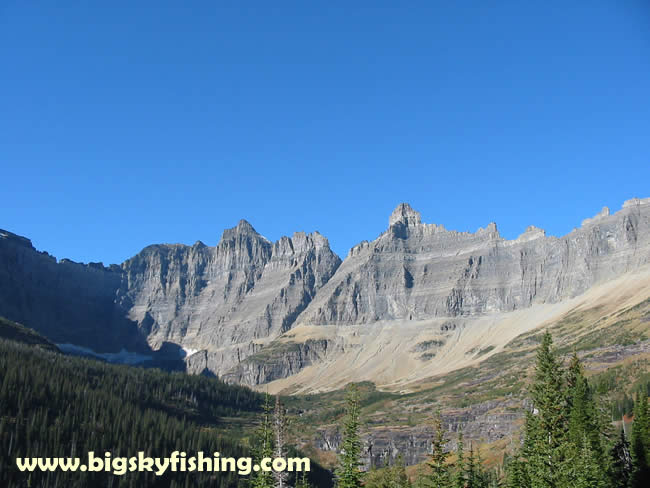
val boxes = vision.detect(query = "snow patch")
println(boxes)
[179,346,200,358]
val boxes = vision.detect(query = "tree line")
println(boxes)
[331,331,650,488]
[504,332,649,488]
[0,337,263,488]
[0,334,332,488]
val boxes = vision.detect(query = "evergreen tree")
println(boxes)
[391,455,411,488]
[335,385,364,488]
[453,431,466,488]
[472,447,490,488]
[565,351,581,400]
[252,393,275,488]
[566,355,602,461]
[364,457,410,488]
[570,435,607,488]
[423,410,450,488]
[503,333,638,488]
[273,396,289,488]
[505,454,529,488]
[609,428,632,488]
[629,390,650,488]
[295,469,311,488]
[521,331,568,488]
[465,444,477,488]
[0,337,265,488]
[563,350,611,487]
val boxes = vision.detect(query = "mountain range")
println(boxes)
[1,197,649,393]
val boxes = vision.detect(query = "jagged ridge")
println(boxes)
[0,198,648,383]
[296,198,650,325]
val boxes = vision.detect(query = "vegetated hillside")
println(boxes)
[0,315,59,351]
[0,325,330,488]
[282,289,650,471]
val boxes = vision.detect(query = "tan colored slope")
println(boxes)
[262,265,650,394]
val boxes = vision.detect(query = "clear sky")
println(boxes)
[2,1,649,264]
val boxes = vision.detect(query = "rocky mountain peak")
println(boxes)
[623,197,650,208]
[309,231,330,248]
[515,225,546,243]
[218,219,265,244]
[0,229,34,249]
[582,207,610,227]
[235,219,257,234]
[389,203,422,227]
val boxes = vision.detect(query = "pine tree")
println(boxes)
[365,457,411,488]
[505,454,529,488]
[465,444,477,488]
[521,331,568,488]
[472,447,489,488]
[295,469,311,488]
[336,384,364,488]
[453,431,466,488]
[423,410,450,488]
[273,396,289,488]
[392,455,411,488]
[252,393,275,488]
[570,435,607,488]
[630,390,650,488]
[609,428,632,488]
[566,352,605,472]
[565,351,581,399]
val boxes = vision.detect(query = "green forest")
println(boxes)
[2,316,650,488]
[332,332,650,488]
[0,335,262,487]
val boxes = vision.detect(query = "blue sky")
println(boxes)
[2,1,649,264]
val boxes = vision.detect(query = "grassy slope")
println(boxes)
[284,293,650,469]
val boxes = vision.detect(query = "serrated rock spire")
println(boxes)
[389,203,422,227]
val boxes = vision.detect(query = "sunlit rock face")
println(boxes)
[1,198,649,382]
[295,199,650,325]
[118,221,342,373]
[0,221,342,373]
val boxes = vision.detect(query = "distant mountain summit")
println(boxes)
[119,220,341,374]
[1,197,649,388]
[296,197,650,325]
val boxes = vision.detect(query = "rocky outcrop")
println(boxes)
[0,229,141,352]
[118,221,341,374]
[0,223,341,374]
[313,399,523,468]
[296,199,650,325]
[217,338,339,385]
[1,198,649,383]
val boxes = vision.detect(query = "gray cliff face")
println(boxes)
[1,198,649,382]
[0,229,141,352]
[313,399,522,468]
[296,199,650,325]
[217,338,341,385]
[0,222,341,370]
[117,220,342,373]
